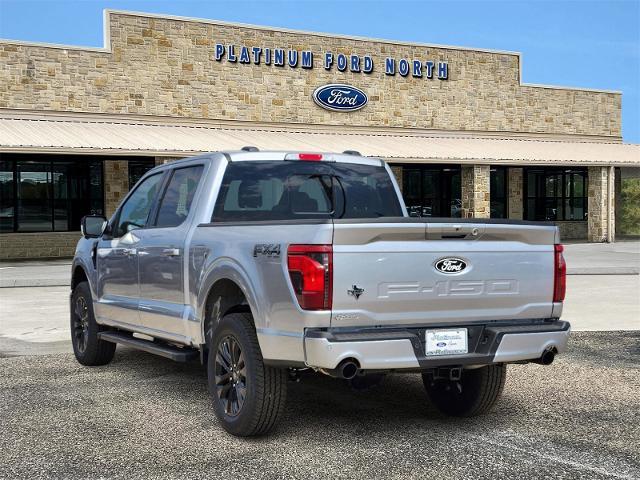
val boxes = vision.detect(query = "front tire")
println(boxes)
[70,281,116,366]
[207,312,287,436]
[422,364,506,417]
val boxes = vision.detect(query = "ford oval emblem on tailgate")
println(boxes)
[312,84,368,112]
[435,258,467,274]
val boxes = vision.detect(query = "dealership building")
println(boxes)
[0,10,639,259]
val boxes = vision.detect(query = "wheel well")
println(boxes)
[71,266,88,290]
[203,279,250,346]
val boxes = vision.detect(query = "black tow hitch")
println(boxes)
[425,367,464,393]
[427,366,462,382]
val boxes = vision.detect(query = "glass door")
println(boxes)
[17,162,52,232]
[400,165,460,218]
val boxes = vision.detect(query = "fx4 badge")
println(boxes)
[253,243,281,258]
[347,285,365,300]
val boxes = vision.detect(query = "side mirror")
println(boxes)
[81,215,107,238]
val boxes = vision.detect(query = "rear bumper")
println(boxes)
[304,320,570,370]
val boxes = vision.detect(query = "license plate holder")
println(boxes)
[425,328,468,356]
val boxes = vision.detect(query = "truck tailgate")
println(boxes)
[331,219,559,327]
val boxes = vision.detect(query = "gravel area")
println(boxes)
[1,332,638,479]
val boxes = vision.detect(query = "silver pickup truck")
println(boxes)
[72,150,570,436]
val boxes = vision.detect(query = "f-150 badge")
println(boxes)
[347,285,365,300]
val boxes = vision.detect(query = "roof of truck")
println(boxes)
[154,150,385,169]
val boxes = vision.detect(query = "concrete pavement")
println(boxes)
[0,259,71,288]
[0,332,638,479]
[563,241,640,275]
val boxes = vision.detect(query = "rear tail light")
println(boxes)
[553,244,566,302]
[287,244,332,310]
[297,153,323,161]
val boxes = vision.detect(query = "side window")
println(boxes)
[155,165,204,228]
[114,173,163,237]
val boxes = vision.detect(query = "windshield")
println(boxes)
[212,161,403,222]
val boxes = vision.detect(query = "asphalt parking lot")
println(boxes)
[1,332,638,479]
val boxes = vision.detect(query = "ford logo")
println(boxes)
[436,342,447,348]
[435,258,468,274]
[312,84,368,112]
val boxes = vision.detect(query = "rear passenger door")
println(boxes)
[136,165,204,339]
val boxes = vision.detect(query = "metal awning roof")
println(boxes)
[1,114,638,167]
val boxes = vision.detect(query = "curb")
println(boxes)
[567,267,640,275]
[0,280,70,288]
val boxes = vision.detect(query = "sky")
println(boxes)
[0,0,638,142]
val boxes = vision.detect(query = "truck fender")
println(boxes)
[196,257,263,346]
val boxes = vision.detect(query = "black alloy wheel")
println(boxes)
[72,295,90,354]
[207,312,287,436]
[70,281,116,366]
[214,335,247,417]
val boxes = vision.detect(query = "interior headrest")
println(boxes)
[238,180,261,209]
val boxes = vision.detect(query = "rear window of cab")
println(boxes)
[212,161,403,222]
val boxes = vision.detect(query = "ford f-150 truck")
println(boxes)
[71,149,570,436]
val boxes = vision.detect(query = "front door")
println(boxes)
[136,165,204,338]
[94,172,165,328]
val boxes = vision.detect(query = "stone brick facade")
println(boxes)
[0,11,621,138]
[588,166,615,242]
[461,165,490,218]
[0,11,625,259]
[390,166,403,193]
[507,167,523,220]
[556,221,588,241]
[0,232,80,259]
[104,159,129,217]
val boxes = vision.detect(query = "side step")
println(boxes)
[98,331,199,362]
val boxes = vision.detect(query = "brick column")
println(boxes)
[461,165,490,218]
[507,167,523,220]
[104,160,129,217]
[389,165,403,193]
[588,166,615,242]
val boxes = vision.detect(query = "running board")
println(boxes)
[98,331,199,362]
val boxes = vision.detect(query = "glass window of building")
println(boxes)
[0,160,15,232]
[490,166,508,218]
[524,168,588,221]
[128,159,157,190]
[0,155,104,232]
[398,165,461,217]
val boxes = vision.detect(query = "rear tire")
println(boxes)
[208,312,287,436]
[70,281,116,366]
[422,364,506,417]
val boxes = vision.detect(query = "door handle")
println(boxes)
[123,248,137,256]
[162,248,181,257]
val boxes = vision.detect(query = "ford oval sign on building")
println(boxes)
[312,84,368,112]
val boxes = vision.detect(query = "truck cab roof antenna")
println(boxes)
[241,146,259,152]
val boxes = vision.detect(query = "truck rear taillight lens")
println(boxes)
[553,244,566,302]
[287,244,332,310]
